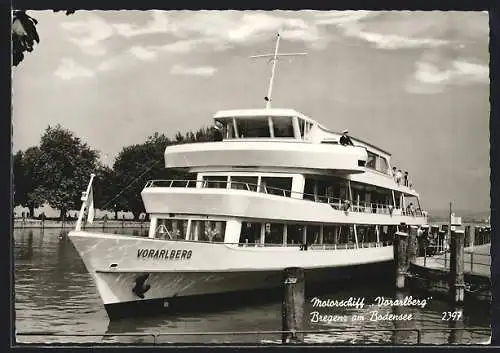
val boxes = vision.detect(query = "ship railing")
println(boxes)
[421,244,490,273]
[226,241,392,249]
[145,179,426,217]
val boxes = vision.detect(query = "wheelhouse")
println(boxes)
[214,109,315,141]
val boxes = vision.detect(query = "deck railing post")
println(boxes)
[449,229,465,304]
[282,267,305,344]
[424,245,427,267]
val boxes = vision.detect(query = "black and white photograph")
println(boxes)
[12,9,493,345]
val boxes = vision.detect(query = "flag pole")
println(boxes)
[75,173,96,232]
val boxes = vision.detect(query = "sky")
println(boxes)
[12,10,490,215]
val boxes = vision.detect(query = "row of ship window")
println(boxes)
[154,219,397,245]
[216,116,390,175]
[201,175,418,211]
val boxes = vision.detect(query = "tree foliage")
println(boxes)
[12,10,75,67]
[12,11,39,67]
[110,128,218,220]
[29,125,100,219]
[13,146,43,217]
[12,124,220,219]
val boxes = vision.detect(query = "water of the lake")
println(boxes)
[14,228,491,345]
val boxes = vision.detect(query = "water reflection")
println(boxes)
[14,228,490,345]
[447,306,464,345]
[16,230,34,261]
[391,291,417,344]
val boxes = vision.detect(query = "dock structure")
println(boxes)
[405,224,491,303]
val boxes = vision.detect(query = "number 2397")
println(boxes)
[442,311,462,321]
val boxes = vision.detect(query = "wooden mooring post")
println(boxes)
[475,227,481,246]
[449,229,465,304]
[282,267,304,343]
[464,225,471,248]
[408,226,418,265]
[394,231,409,289]
[447,305,464,345]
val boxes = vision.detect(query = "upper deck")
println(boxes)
[213,108,390,158]
[164,108,393,177]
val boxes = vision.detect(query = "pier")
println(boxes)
[397,224,491,303]
[13,218,148,230]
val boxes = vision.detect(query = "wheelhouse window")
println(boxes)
[214,119,236,140]
[203,176,227,188]
[286,224,304,245]
[366,151,377,169]
[239,222,261,244]
[155,219,188,240]
[272,116,295,138]
[260,177,292,197]
[303,177,349,203]
[231,176,258,191]
[265,223,284,244]
[298,118,305,138]
[377,156,389,174]
[307,225,321,245]
[235,118,270,138]
[189,220,226,242]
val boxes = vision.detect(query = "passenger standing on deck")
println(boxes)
[395,169,403,186]
[404,171,409,186]
[339,129,354,146]
[392,167,397,181]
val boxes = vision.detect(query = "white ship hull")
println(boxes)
[69,231,394,319]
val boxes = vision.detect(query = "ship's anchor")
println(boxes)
[132,273,151,299]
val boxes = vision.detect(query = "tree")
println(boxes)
[31,125,100,219]
[13,150,25,207]
[13,147,43,217]
[12,10,75,67]
[112,133,175,220]
[110,127,218,220]
[12,11,39,67]
[93,163,125,219]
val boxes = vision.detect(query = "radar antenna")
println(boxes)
[250,32,307,109]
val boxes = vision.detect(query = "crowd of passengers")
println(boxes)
[391,167,413,188]
[339,129,414,190]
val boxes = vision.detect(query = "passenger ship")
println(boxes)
[69,34,427,319]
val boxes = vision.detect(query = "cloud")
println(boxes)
[452,60,489,82]
[313,11,454,51]
[61,15,114,56]
[110,11,330,52]
[159,39,204,53]
[170,64,217,77]
[349,29,448,50]
[313,10,374,25]
[406,58,489,94]
[54,58,94,80]
[112,10,169,37]
[128,46,158,61]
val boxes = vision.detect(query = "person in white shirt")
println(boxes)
[395,169,403,186]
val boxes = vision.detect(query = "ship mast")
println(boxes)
[250,32,306,109]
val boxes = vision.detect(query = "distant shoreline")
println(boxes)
[13,219,149,229]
